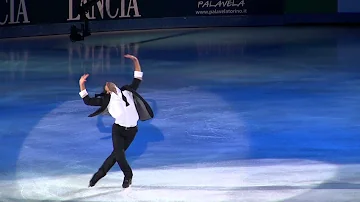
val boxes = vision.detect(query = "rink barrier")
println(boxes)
[1,0,360,39]
[1,14,360,39]
[0,0,282,26]
[0,0,282,38]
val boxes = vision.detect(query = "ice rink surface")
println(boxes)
[1,27,360,201]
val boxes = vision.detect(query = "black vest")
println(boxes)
[88,85,154,121]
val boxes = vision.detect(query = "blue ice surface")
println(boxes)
[1,27,360,182]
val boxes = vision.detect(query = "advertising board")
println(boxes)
[0,0,283,27]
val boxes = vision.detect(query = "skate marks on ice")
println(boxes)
[1,87,335,201]
[6,159,337,202]
[16,87,250,175]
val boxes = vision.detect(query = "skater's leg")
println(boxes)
[90,124,135,188]
[112,124,137,188]
[124,127,137,151]
[98,151,117,174]
[89,151,116,187]
[112,124,130,177]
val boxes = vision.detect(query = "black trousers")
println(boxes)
[97,123,138,179]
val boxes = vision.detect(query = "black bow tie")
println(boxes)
[120,91,130,106]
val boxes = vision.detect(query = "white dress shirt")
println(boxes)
[79,71,143,127]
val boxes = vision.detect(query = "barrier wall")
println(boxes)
[1,0,360,39]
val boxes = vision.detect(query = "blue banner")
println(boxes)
[338,0,360,13]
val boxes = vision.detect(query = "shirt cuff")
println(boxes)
[134,71,143,78]
[79,89,88,98]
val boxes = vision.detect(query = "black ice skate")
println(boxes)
[122,177,132,188]
[88,171,105,187]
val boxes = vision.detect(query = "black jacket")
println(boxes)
[82,78,154,121]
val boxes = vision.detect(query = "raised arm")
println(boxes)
[124,54,143,91]
[79,74,103,106]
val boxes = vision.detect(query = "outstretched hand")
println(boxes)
[124,54,138,60]
[124,54,142,73]
[79,74,89,85]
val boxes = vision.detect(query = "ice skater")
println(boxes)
[78,54,153,188]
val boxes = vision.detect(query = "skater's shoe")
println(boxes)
[122,177,132,188]
[89,171,105,187]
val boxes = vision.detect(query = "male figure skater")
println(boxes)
[78,54,152,188]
